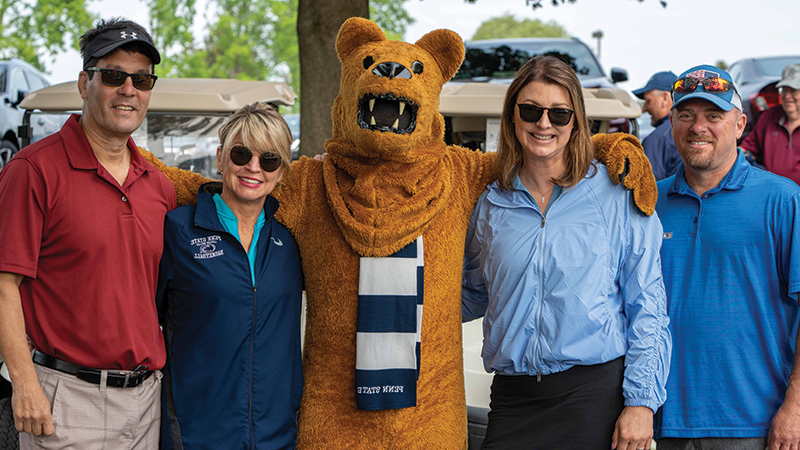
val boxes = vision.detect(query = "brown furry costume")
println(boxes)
[144,17,657,450]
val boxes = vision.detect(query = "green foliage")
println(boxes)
[715,60,728,71]
[370,0,414,41]
[0,0,96,72]
[471,12,569,40]
[148,0,413,114]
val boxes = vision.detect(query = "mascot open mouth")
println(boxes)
[357,94,417,135]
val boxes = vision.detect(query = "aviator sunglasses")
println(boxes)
[516,103,575,127]
[228,145,283,173]
[85,68,158,91]
[672,76,738,95]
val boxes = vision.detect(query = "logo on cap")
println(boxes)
[685,69,719,80]
[120,31,138,40]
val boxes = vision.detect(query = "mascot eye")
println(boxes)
[411,61,423,75]
[363,56,374,70]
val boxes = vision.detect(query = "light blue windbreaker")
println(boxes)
[462,164,672,412]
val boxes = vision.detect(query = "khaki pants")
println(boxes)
[19,364,162,450]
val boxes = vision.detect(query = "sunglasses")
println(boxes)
[672,76,737,95]
[229,145,283,172]
[516,103,574,127]
[85,68,158,91]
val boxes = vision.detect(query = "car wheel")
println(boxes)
[0,140,18,171]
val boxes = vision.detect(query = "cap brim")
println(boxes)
[777,80,800,90]
[91,40,161,65]
[672,92,736,111]
[632,87,648,99]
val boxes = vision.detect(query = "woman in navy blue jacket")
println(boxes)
[157,102,303,449]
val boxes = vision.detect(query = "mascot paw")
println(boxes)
[592,133,657,216]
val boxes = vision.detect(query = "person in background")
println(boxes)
[633,71,681,180]
[0,18,174,449]
[157,102,303,450]
[462,55,671,450]
[740,63,800,185]
[654,64,800,450]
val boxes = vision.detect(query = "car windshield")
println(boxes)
[754,57,800,78]
[454,40,603,80]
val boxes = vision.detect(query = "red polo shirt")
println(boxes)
[0,114,176,370]
[741,105,800,185]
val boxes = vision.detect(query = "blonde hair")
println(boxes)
[218,102,293,176]
[495,55,595,191]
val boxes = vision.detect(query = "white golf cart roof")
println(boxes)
[20,78,296,113]
[439,82,641,119]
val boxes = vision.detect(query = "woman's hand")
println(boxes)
[611,406,653,450]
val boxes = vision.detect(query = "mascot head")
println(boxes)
[330,18,464,160]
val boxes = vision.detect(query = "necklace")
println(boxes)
[520,172,556,204]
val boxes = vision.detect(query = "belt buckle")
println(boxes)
[122,373,131,388]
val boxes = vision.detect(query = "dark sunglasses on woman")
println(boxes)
[228,145,283,172]
[516,103,575,127]
[85,68,158,91]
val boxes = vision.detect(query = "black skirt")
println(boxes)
[481,357,625,450]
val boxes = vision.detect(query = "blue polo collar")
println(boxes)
[667,148,750,197]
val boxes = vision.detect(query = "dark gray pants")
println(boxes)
[657,437,767,450]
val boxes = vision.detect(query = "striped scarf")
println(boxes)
[355,237,424,410]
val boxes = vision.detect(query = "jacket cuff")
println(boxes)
[624,398,657,413]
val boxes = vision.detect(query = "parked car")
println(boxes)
[18,78,296,178]
[0,58,54,170]
[728,55,800,139]
[283,112,301,159]
[438,81,642,449]
[450,37,636,138]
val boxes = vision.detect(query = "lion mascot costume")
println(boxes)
[145,17,656,449]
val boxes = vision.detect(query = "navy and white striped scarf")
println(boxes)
[355,236,424,410]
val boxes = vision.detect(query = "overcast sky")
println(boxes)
[49,0,800,93]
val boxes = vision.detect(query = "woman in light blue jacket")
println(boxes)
[462,56,671,450]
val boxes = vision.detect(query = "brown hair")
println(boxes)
[217,102,293,177]
[495,55,594,190]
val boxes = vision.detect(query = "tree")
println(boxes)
[471,13,569,41]
[0,0,95,72]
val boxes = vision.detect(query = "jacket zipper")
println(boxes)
[533,210,547,383]
[249,282,257,449]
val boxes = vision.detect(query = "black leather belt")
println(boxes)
[32,350,153,388]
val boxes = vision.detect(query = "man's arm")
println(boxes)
[767,329,800,449]
[0,272,53,436]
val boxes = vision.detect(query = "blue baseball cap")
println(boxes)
[671,64,742,112]
[632,71,677,99]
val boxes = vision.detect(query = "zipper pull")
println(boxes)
[541,216,546,228]
[537,372,542,383]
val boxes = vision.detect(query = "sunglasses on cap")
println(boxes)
[228,145,283,172]
[516,103,574,127]
[672,76,737,95]
[85,68,158,91]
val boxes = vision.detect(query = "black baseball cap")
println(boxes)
[83,28,161,68]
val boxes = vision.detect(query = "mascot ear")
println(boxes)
[415,29,465,81]
[336,17,386,61]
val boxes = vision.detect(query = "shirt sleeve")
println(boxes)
[642,134,668,181]
[0,158,46,278]
[781,192,800,301]
[462,192,490,322]
[618,198,673,412]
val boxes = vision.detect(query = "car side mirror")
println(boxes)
[610,68,628,84]
[11,90,28,108]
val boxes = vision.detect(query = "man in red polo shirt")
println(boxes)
[0,18,175,449]
[741,63,800,185]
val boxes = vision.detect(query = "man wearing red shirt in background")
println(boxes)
[0,18,175,449]
[741,64,800,185]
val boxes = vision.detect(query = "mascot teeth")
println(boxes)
[357,93,417,134]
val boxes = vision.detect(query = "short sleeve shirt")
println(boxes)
[0,114,177,370]
[654,150,800,438]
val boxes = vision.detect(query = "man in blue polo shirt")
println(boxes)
[633,71,681,180]
[654,64,800,450]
